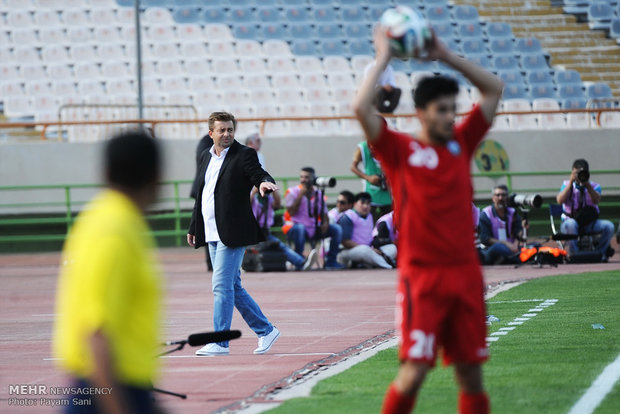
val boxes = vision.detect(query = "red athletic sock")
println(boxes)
[458,391,489,414]
[381,383,416,414]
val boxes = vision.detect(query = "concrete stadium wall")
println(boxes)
[0,128,618,213]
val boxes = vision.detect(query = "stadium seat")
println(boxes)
[290,24,315,40]
[189,75,215,90]
[203,24,233,40]
[143,7,175,25]
[273,73,301,89]
[180,42,207,59]
[47,63,73,81]
[4,96,32,118]
[6,10,34,28]
[515,37,543,54]
[485,22,513,39]
[458,23,483,39]
[489,39,515,55]
[61,9,89,27]
[599,111,620,128]
[284,6,310,22]
[527,70,554,85]
[229,7,255,23]
[609,19,620,42]
[208,40,236,56]
[242,74,270,89]
[215,74,243,90]
[316,24,343,39]
[344,23,371,39]
[296,56,324,72]
[349,39,374,56]
[69,44,97,62]
[26,80,52,97]
[157,60,184,77]
[313,6,339,22]
[468,54,494,70]
[236,39,263,56]
[498,70,526,86]
[493,55,520,71]
[341,6,367,22]
[533,98,565,129]
[351,55,373,73]
[502,84,530,101]
[202,8,230,23]
[452,5,479,23]
[51,80,77,98]
[504,98,537,129]
[74,62,101,79]
[239,56,267,73]
[587,2,614,30]
[13,46,39,64]
[461,38,487,55]
[320,40,349,56]
[107,79,134,95]
[426,6,451,23]
[211,57,239,74]
[291,39,317,56]
[33,9,62,27]
[77,80,106,97]
[172,7,201,24]
[256,6,281,23]
[327,72,356,88]
[268,56,297,73]
[152,43,180,59]
[249,89,277,105]
[304,88,331,103]
[102,61,131,79]
[10,29,38,46]
[368,5,387,21]
[67,27,93,44]
[323,56,351,73]
[558,84,586,100]
[262,39,291,56]
[587,83,613,99]
[98,44,126,61]
[530,84,557,100]
[563,98,590,129]
[301,73,328,88]
[310,102,339,135]
[432,22,456,40]
[520,54,549,71]
[38,27,67,45]
[260,24,290,41]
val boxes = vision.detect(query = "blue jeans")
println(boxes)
[560,218,615,259]
[482,243,521,265]
[266,234,305,268]
[286,223,342,265]
[208,241,273,347]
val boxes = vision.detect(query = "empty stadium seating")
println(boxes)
[0,0,618,138]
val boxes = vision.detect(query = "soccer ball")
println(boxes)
[380,6,432,59]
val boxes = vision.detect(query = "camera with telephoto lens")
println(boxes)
[314,176,337,188]
[577,168,590,183]
[508,193,543,209]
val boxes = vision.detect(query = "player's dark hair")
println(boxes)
[355,192,372,203]
[572,158,589,171]
[105,130,161,190]
[208,111,237,132]
[301,167,315,177]
[414,76,460,109]
[340,190,355,205]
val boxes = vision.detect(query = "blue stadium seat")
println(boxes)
[502,84,530,101]
[489,38,515,55]
[172,7,201,24]
[527,70,554,85]
[493,55,519,71]
[320,40,349,56]
[173,0,206,6]
[340,0,368,6]
[461,38,487,55]
[143,0,168,7]
[425,0,449,7]
[368,5,387,21]
[516,37,543,54]
[520,54,549,71]
[588,3,614,30]
[498,70,526,86]
[316,23,342,39]
[309,0,333,5]
[469,53,494,70]
[281,0,307,5]
[587,83,613,99]
[291,39,317,55]
[530,84,557,100]
[561,98,587,110]
[426,6,451,24]
[458,22,483,39]
[610,19,620,41]
[341,6,367,22]
[260,23,290,40]
[313,6,339,22]
[444,38,461,54]
[229,7,255,23]
[558,84,586,100]
[432,22,455,40]
[256,7,281,23]
[348,39,373,56]
[284,6,310,23]
[485,22,513,39]
[344,23,371,39]
[202,8,230,23]
[452,5,480,23]
[290,24,315,39]
[232,24,259,40]
[555,69,582,85]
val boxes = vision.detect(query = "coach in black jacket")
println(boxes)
[187,112,280,357]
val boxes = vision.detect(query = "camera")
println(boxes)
[378,174,388,191]
[314,176,337,188]
[508,193,542,209]
[577,168,590,183]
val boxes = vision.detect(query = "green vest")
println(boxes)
[359,141,392,207]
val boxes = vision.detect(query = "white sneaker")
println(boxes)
[195,343,229,356]
[253,327,280,354]
[302,249,318,271]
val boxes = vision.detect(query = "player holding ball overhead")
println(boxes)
[353,7,504,414]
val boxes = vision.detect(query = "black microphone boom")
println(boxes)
[188,330,242,346]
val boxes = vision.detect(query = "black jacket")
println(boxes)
[188,140,275,248]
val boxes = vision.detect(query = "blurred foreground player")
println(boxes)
[354,28,504,413]
[53,130,163,413]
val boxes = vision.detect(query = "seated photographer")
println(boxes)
[328,190,355,224]
[283,167,344,270]
[479,185,525,265]
[363,60,402,114]
[251,188,317,271]
[337,193,396,269]
[371,210,398,264]
[556,158,615,262]
[351,141,392,219]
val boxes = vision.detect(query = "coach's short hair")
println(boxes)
[414,76,460,109]
[105,129,161,190]
[208,111,237,132]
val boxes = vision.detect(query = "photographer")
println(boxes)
[556,158,615,262]
[351,141,392,219]
[283,167,344,270]
[479,185,525,265]
[363,60,402,114]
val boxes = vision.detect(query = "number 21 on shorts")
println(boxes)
[408,330,435,360]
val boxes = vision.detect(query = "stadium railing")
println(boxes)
[1,171,619,252]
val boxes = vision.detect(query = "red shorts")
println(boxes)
[396,262,488,366]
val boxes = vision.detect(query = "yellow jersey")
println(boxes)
[53,189,161,387]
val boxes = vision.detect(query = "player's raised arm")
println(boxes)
[353,26,392,143]
[426,32,504,123]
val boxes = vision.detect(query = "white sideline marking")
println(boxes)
[486,299,558,345]
[567,353,620,414]
[487,299,547,304]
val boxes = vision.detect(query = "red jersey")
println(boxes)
[371,105,490,267]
